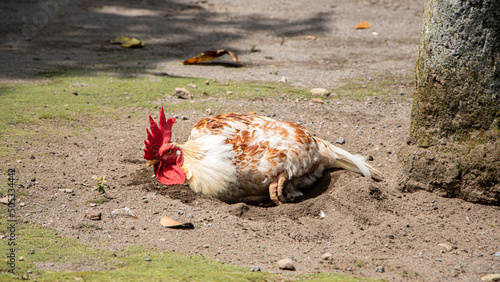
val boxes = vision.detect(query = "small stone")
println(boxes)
[336,137,345,145]
[366,155,374,161]
[28,249,35,254]
[187,83,198,89]
[375,265,385,273]
[205,80,210,85]
[435,258,442,262]
[84,211,102,220]
[310,88,330,97]
[321,253,332,260]
[145,258,152,262]
[227,91,233,95]
[438,243,452,251]
[493,251,500,257]
[277,258,295,270]
[175,87,192,99]
[250,266,261,272]
[279,76,287,83]
[18,256,24,261]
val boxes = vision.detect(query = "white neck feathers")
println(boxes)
[176,135,236,196]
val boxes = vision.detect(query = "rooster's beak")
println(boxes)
[147,159,160,167]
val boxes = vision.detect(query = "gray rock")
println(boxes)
[336,137,345,145]
[494,251,500,257]
[277,258,295,270]
[375,265,385,273]
[250,266,261,272]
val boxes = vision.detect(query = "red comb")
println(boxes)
[144,106,175,160]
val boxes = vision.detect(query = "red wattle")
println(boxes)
[155,162,186,185]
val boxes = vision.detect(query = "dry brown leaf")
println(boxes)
[182,50,242,65]
[160,216,194,229]
[354,21,371,29]
[310,98,325,104]
[248,111,256,114]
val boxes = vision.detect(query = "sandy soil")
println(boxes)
[1,0,499,281]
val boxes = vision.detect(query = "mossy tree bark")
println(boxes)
[400,0,500,204]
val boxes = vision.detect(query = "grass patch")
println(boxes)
[335,74,413,101]
[0,218,273,281]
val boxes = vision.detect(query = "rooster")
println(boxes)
[144,106,381,205]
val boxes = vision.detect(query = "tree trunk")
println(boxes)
[399,0,500,204]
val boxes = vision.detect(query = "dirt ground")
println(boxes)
[1,0,499,281]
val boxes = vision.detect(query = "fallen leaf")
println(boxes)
[109,36,145,48]
[481,273,500,281]
[160,216,194,229]
[248,111,256,114]
[354,21,371,29]
[182,50,242,66]
[310,98,324,104]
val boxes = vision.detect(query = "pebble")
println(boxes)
[494,251,500,257]
[375,265,385,273]
[175,87,192,99]
[438,243,452,251]
[250,266,261,272]
[277,258,295,270]
[145,258,152,262]
[310,88,330,97]
[18,256,24,261]
[321,253,332,260]
[84,211,102,221]
[336,137,345,145]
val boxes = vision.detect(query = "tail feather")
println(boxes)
[314,137,382,179]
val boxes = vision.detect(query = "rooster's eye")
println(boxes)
[166,149,173,154]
